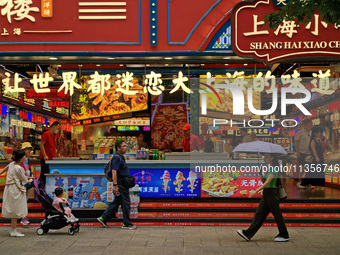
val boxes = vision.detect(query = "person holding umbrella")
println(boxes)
[232,141,289,242]
[237,152,289,242]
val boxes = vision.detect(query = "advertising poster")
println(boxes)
[201,170,263,198]
[71,75,148,120]
[46,176,112,209]
[130,168,200,198]
[151,103,188,150]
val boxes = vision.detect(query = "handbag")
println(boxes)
[276,176,287,201]
[305,155,314,163]
[120,175,136,189]
[278,187,287,201]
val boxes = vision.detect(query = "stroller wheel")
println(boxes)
[68,228,75,235]
[44,228,49,233]
[37,228,44,235]
[74,226,80,233]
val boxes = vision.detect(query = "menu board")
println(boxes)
[151,103,188,150]
[71,75,148,120]
[201,168,263,198]
[130,168,200,198]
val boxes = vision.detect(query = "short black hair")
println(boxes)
[51,121,60,127]
[239,128,248,133]
[115,140,125,151]
[12,150,26,162]
[54,187,64,197]
[66,132,71,140]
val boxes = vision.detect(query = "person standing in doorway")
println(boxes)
[40,121,60,185]
[182,123,200,152]
[295,119,313,188]
[240,128,253,143]
[97,140,137,230]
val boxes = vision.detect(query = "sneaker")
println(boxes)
[97,217,108,228]
[237,230,250,241]
[122,224,137,230]
[20,217,30,225]
[275,236,290,242]
[297,183,306,189]
[10,229,25,237]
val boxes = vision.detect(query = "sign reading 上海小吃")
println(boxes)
[232,0,340,64]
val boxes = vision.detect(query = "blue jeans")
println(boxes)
[101,185,131,226]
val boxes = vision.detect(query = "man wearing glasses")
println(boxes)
[97,140,137,230]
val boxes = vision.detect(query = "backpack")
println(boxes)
[104,157,115,181]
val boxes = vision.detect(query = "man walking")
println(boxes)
[40,121,60,185]
[97,140,137,230]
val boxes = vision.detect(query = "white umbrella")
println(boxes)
[232,141,287,155]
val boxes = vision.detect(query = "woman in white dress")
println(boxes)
[2,150,33,237]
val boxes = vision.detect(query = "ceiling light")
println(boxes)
[96,64,101,67]
[119,64,124,66]
[57,65,62,67]
[244,63,248,66]
[146,64,150,67]
[49,57,58,60]
[223,57,231,59]
[165,64,169,66]
[164,57,172,60]
[201,64,205,66]
[107,58,115,60]
[225,64,229,66]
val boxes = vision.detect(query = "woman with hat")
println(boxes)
[0,142,34,225]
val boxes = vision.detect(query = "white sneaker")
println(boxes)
[10,229,25,237]
[237,230,250,241]
[275,236,289,242]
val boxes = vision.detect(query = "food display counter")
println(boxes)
[45,155,265,210]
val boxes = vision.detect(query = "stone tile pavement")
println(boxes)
[0,225,339,255]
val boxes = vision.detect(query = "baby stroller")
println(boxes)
[33,178,80,235]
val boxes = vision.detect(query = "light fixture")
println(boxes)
[201,64,205,66]
[57,65,62,67]
[49,57,58,60]
[119,64,124,66]
[165,64,169,66]
[164,57,172,60]
[244,63,248,66]
[223,57,231,59]
[225,64,229,66]
[146,64,150,67]
[96,64,101,67]
[107,58,115,60]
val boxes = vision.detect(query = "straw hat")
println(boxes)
[21,142,33,150]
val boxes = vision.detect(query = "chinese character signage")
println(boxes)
[200,166,262,198]
[232,0,340,63]
[130,169,200,198]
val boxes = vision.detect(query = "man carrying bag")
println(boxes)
[97,140,137,230]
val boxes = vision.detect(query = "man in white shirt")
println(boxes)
[294,119,313,186]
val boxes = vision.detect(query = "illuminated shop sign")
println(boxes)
[117,126,139,131]
[232,0,340,63]
[11,119,36,129]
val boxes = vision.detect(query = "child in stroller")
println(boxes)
[53,187,78,223]
[34,179,80,235]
